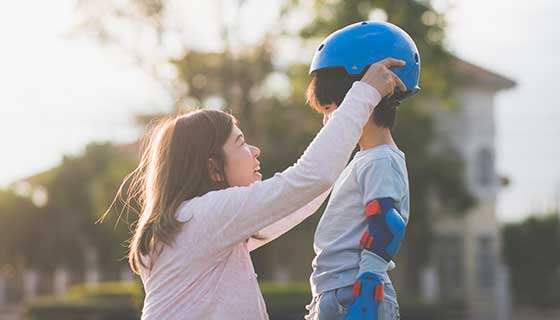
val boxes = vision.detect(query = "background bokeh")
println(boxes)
[0,1,559,319]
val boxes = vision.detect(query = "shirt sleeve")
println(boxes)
[246,188,331,252]
[356,157,406,221]
[182,82,382,255]
[355,157,406,275]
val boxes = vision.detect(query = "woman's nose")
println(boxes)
[250,145,261,158]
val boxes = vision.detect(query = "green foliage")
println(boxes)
[25,281,143,320]
[260,282,311,320]
[503,214,560,308]
[25,281,442,320]
[0,190,44,265]
[64,281,144,306]
[0,143,137,273]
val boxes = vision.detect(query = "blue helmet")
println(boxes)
[309,21,421,99]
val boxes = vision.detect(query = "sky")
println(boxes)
[445,0,560,221]
[0,0,558,223]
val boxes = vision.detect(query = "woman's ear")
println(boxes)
[208,158,223,183]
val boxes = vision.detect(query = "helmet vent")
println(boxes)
[414,53,419,63]
[361,21,368,25]
[318,44,324,51]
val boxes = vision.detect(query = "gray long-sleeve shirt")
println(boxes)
[310,144,410,305]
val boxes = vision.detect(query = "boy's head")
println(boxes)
[306,21,421,127]
[306,66,398,129]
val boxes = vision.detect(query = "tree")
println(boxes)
[0,143,138,279]
[0,190,45,269]
[503,214,560,308]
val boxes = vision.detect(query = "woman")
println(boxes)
[102,58,405,319]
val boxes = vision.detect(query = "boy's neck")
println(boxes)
[358,122,396,152]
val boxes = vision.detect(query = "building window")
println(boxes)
[435,235,464,300]
[477,148,493,186]
[477,236,495,290]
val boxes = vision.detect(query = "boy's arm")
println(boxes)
[356,157,407,270]
[344,158,407,319]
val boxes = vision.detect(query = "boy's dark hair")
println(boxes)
[306,66,397,129]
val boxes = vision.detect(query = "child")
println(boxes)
[304,22,421,320]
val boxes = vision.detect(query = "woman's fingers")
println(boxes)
[378,58,406,69]
[360,58,407,97]
[391,71,407,93]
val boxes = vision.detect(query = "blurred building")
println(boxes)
[421,57,516,320]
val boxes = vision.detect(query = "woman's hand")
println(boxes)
[360,58,407,97]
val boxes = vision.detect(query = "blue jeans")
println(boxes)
[305,284,400,320]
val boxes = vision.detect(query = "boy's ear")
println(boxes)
[208,158,223,183]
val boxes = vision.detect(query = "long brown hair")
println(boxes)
[99,109,236,275]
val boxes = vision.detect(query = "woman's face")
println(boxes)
[221,124,262,187]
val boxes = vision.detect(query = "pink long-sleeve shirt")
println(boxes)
[138,81,381,320]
